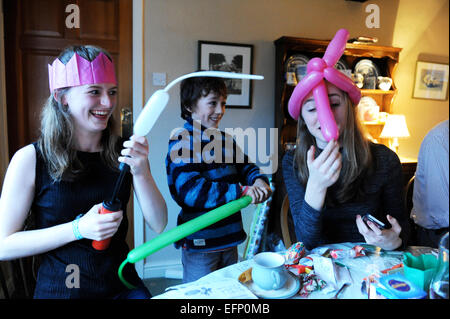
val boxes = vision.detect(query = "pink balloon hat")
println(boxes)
[288,28,361,141]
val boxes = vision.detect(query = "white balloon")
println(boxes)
[133,90,169,137]
[132,71,264,136]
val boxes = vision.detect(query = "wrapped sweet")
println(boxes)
[284,242,306,264]
[298,273,327,297]
[330,245,366,259]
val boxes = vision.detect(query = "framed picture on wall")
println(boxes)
[413,61,449,101]
[198,41,254,108]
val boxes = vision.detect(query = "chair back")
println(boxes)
[280,194,293,248]
[405,175,415,215]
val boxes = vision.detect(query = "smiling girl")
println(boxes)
[0,45,167,298]
[282,80,410,251]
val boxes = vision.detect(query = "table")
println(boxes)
[152,242,436,299]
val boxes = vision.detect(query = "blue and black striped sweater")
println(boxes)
[166,118,269,251]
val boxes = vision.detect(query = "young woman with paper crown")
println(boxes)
[0,45,167,298]
[282,29,410,251]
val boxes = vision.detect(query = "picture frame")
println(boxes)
[198,41,254,108]
[413,61,449,101]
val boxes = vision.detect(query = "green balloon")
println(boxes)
[127,195,252,263]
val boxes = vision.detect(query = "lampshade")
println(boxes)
[380,114,410,138]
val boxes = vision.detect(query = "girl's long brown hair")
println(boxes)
[37,45,119,181]
[293,93,373,205]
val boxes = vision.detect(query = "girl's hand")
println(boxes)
[356,214,402,250]
[77,204,123,241]
[306,140,342,192]
[119,135,150,177]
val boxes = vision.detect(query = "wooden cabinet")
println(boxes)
[274,36,402,153]
[268,36,403,240]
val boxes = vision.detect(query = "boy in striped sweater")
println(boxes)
[166,77,271,283]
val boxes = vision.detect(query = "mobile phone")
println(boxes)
[362,214,386,230]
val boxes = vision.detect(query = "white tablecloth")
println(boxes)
[152,242,435,299]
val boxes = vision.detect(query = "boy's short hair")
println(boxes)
[180,76,227,120]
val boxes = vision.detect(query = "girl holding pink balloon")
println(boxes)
[282,29,410,251]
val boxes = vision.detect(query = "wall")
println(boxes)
[392,0,449,159]
[140,0,401,278]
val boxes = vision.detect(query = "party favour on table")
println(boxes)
[243,180,275,260]
[361,262,404,297]
[286,256,313,275]
[286,264,312,275]
[311,254,352,293]
[330,245,366,259]
[403,252,438,291]
[238,268,253,284]
[298,273,327,298]
[284,242,306,264]
[288,28,361,141]
[374,274,427,299]
[299,256,314,268]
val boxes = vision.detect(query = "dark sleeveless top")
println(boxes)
[31,142,142,298]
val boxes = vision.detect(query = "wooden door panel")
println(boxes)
[79,0,119,40]
[22,51,56,141]
[5,0,132,156]
[21,0,65,38]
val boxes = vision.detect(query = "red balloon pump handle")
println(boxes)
[92,199,121,250]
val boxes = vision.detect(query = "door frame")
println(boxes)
[132,0,145,278]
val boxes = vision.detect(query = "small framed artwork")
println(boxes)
[198,41,254,108]
[413,61,449,100]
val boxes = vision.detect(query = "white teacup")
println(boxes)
[252,252,288,290]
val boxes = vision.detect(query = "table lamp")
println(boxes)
[379,114,410,153]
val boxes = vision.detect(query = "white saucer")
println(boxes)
[243,272,300,299]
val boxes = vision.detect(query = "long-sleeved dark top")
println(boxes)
[282,142,410,250]
[31,141,142,298]
[166,118,269,251]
